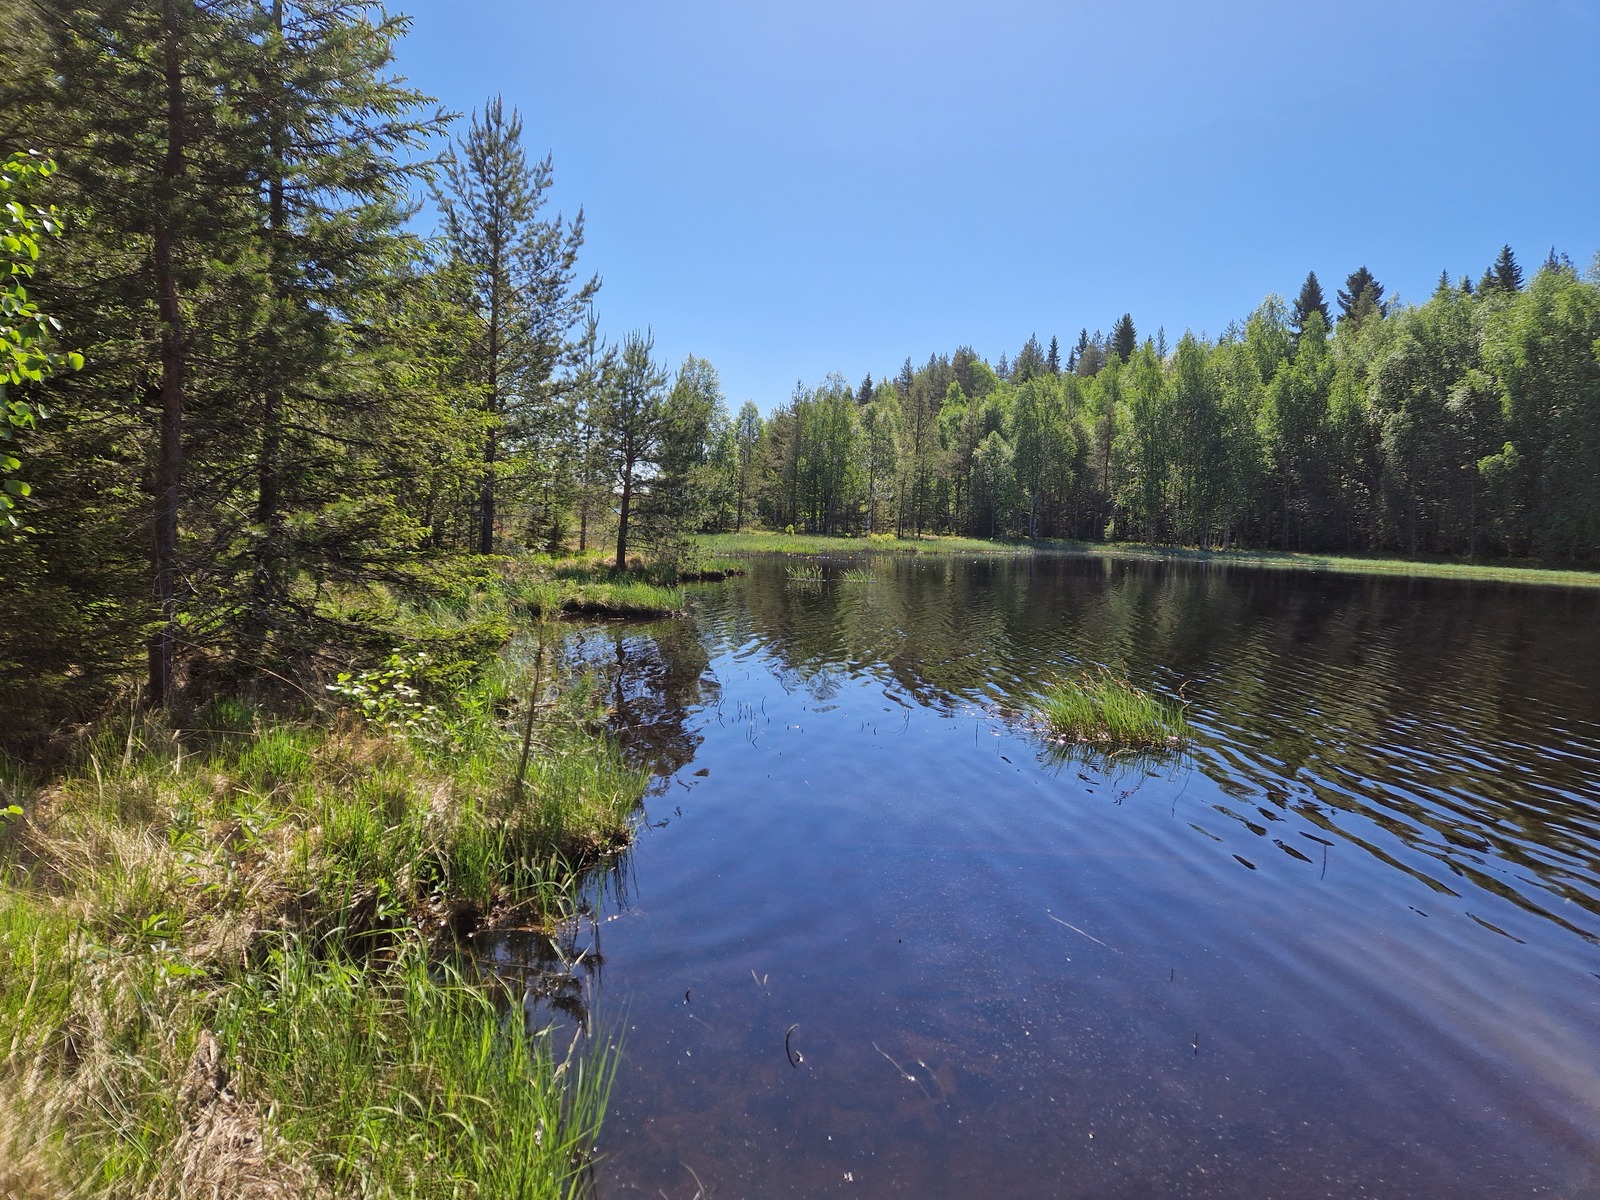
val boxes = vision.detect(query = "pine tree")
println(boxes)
[1111,313,1137,364]
[598,329,669,569]
[568,303,613,553]
[1046,334,1061,375]
[435,95,597,555]
[1013,333,1045,382]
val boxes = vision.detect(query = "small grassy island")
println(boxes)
[1032,672,1190,753]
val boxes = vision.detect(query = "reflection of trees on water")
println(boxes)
[478,621,708,1027]
[468,857,633,1031]
[722,554,1600,940]
[564,620,717,790]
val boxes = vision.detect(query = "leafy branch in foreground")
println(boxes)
[1,150,81,528]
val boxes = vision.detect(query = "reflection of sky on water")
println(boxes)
[522,555,1600,1200]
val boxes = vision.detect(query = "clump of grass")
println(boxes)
[786,561,824,584]
[840,566,876,583]
[218,935,615,1198]
[1034,671,1188,751]
[516,575,682,620]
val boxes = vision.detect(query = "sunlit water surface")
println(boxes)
[490,554,1600,1199]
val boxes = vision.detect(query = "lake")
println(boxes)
[488,553,1600,1199]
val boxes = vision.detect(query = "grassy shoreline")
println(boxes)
[698,531,1600,588]
[0,585,647,1197]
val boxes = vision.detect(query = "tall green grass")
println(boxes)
[1034,672,1188,752]
[0,619,644,1197]
[0,890,615,1198]
[219,936,615,1198]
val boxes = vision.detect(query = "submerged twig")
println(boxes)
[872,1040,933,1100]
[512,623,551,806]
[1047,913,1121,954]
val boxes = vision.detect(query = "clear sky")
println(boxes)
[389,0,1600,412]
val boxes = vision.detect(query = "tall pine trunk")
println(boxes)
[148,0,188,707]
[247,0,286,668]
[478,259,502,554]
[615,467,632,570]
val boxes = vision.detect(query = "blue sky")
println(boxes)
[392,0,1600,411]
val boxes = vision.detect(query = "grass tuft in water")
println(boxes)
[785,562,824,584]
[1034,671,1188,752]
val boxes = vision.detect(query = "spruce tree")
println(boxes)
[8,0,253,705]
[1291,271,1332,340]
[236,0,447,669]
[1046,334,1061,375]
[4,0,450,707]
[1068,328,1089,373]
[1337,266,1386,328]
[641,355,722,554]
[733,399,762,532]
[1111,313,1137,364]
[1490,244,1523,293]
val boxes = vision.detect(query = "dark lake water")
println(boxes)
[491,553,1600,1199]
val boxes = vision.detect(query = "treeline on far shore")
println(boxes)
[733,255,1600,565]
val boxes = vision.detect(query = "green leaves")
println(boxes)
[1,151,81,526]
